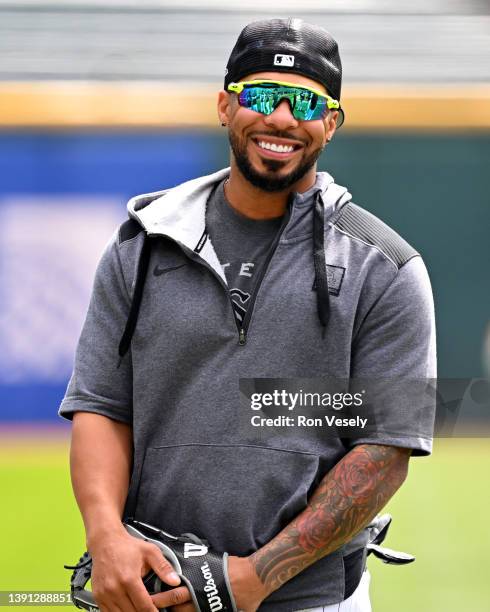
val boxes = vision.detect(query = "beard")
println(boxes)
[228,127,325,193]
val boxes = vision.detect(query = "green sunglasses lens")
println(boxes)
[237,84,328,120]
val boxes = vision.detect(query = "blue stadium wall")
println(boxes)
[0,130,489,421]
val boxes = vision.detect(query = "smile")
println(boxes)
[252,136,303,159]
[258,141,294,153]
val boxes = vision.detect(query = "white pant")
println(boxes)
[297,570,371,612]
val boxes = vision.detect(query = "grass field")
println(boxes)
[1,436,489,611]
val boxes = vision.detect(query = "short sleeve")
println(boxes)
[349,256,437,455]
[58,231,133,424]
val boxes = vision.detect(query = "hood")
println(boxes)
[127,167,351,282]
[119,168,352,360]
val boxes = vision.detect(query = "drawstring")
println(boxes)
[118,236,152,366]
[117,190,330,365]
[313,190,330,337]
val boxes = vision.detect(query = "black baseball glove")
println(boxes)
[64,519,238,612]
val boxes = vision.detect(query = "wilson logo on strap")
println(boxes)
[183,542,209,558]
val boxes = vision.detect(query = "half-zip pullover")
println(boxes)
[60,167,436,610]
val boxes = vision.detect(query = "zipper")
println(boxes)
[151,234,247,342]
[236,196,294,346]
[149,197,293,347]
[183,249,247,342]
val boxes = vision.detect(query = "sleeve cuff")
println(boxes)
[58,396,132,425]
[346,435,433,456]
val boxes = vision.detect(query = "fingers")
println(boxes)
[90,537,181,611]
[152,586,192,609]
[96,587,158,612]
[99,605,123,612]
[93,575,158,612]
[96,592,131,612]
[145,544,181,587]
[127,579,160,612]
[170,603,196,612]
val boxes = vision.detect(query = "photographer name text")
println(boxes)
[251,414,368,428]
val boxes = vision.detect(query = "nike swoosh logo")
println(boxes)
[153,263,186,277]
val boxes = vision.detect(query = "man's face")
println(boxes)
[218,71,338,192]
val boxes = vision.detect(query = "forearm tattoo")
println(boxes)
[250,444,410,594]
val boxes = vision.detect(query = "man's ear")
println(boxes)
[217,91,232,126]
[324,111,338,144]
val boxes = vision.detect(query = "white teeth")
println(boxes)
[258,141,294,153]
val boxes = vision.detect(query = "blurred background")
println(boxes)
[0,1,489,610]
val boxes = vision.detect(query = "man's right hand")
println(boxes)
[70,413,190,610]
[88,525,182,612]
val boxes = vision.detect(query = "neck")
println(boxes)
[225,161,317,220]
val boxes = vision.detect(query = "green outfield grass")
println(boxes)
[1,437,489,611]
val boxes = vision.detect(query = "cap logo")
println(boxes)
[273,54,295,67]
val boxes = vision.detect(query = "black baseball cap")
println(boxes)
[224,18,344,127]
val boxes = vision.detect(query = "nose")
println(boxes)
[263,98,299,130]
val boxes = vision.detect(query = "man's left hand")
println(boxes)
[151,555,268,612]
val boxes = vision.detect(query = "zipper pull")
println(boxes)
[239,328,247,345]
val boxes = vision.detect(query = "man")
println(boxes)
[60,18,436,612]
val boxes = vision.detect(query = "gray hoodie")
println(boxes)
[60,168,436,610]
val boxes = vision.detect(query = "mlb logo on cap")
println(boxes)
[274,54,295,67]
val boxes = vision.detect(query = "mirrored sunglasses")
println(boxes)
[227,80,340,122]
